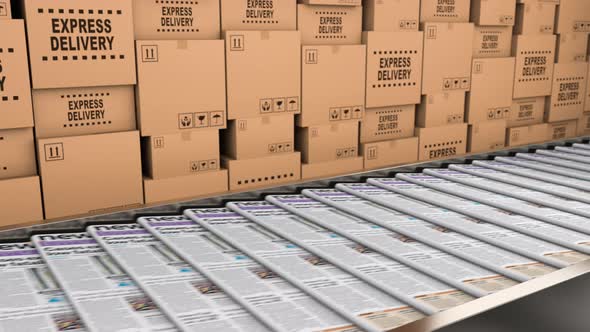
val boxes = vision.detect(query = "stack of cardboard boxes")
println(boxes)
[506,0,558,147]
[296,0,365,178]
[0,12,43,226]
[360,0,421,169]
[221,1,301,190]
[550,0,589,139]
[465,0,517,153]
[22,0,143,219]
[134,0,228,204]
[415,0,473,161]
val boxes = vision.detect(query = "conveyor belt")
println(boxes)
[1,137,589,332]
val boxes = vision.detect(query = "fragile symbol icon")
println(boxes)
[260,99,272,113]
[179,113,193,129]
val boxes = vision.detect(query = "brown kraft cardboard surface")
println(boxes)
[468,120,507,154]
[144,170,228,204]
[0,127,37,180]
[416,123,468,161]
[547,120,578,140]
[144,130,220,180]
[296,122,359,164]
[302,157,363,180]
[364,31,423,108]
[297,4,362,45]
[0,176,43,227]
[133,0,220,40]
[0,20,34,130]
[361,105,415,143]
[508,97,545,128]
[363,0,419,32]
[136,39,226,136]
[416,92,465,128]
[470,0,516,26]
[300,45,365,126]
[555,0,590,34]
[512,34,556,99]
[506,123,549,147]
[223,152,301,191]
[422,23,474,95]
[545,62,588,122]
[225,30,301,119]
[362,136,419,170]
[466,57,515,124]
[221,0,296,32]
[472,26,512,59]
[37,131,144,219]
[0,0,10,19]
[32,85,136,139]
[420,0,471,23]
[23,0,136,89]
[223,114,295,160]
[556,33,589,63]
[514,0,558,35]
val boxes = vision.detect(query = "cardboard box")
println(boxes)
[547,120,578,140]
[0,128,37,180]
[470,0,516,26]
[545,62,588,122]
[512,34,556,99]
[468,120,507,153]
[0,0,11,19]
[296,122,359,164]
[514,0,558,35]
[299,0,361,5]
[364,31,423,108]
[223,152,301,191]
[422,23,474,95]
[221,0,296,32]
[144,170,228,204]
[133,0,220,40]
[466,57,515,124]
[578,112,590,136]
[0,176,43,227]
[420,0,470,23]
[302,157,363,180]
[361,105,415,143]
[416,123,468,161]
[225,31,300,119]
[224,114,294,160]
[32,85,136,139]
[23,0,136,89]
[297,4,362,45]
[556,33,589,63]
[136,40,226,136]
[363,0,419,32]
[506,123,549,147]
[586,64,590,112]
[300,45,365,126]
[472,26,512,58]
[0,20,33,130]
[416,92,465,128]
[508,97,545,127]
[362,136,419,170]
[144,130,220,180]
[555,0,590,34]
[37,131,143,219]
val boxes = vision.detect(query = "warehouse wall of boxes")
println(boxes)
[0,0,589,226]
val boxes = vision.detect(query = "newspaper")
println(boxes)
[87,223,270,332]
[187,207,427,331]
[332,184,583,271]
[31,233,176,332]
[515,153,590,172]
[473,160,590,192]
[495,156,590,181]
[450,163,590,205]
[302,186,553,283]
[366,178,590,267]
[261,195,516,294]
[0,242,86,332]
[138,215,361,332]
[396,173,590,237]
[555,146,590,157]
[536,149,590,164]
[573,143,590,150]
[424,168,590,219]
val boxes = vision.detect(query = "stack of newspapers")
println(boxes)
[2,142,590,332]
